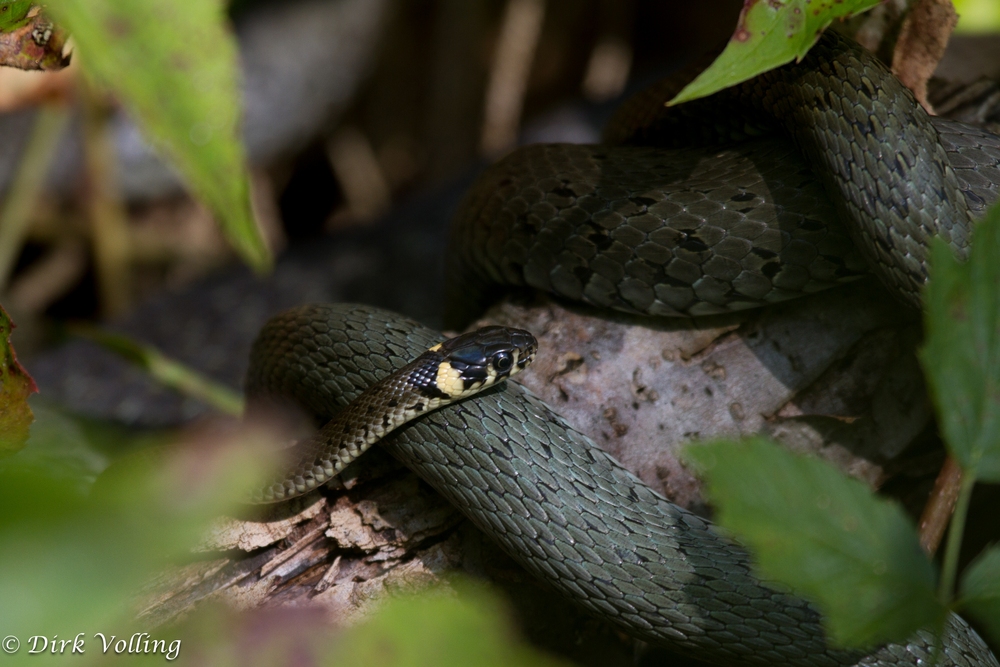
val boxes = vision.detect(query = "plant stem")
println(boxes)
[937,470,976,603]
[928,470,976,667]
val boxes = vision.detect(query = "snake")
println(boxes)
[443,31,1000,326]
[244,30,999,667]
[247,324,537,503]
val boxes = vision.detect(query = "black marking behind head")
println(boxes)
[409,352,451,399]
[418,384,450,399]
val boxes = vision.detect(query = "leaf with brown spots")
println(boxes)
[0,304,36,456]
[670,0,882,105]
[46,0,270,271]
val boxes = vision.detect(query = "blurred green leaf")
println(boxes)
[922,206,1000,483]
[0,420,274,657]
[686,438,945,648]
[670,0,880,105]
[336,581,568,667]
[71,324,244,416]
[0,426,566,666]
[11,399,111,495]
[8,398,174,496]
[959,545,1000,646]
[0,304,36,456]
[953,0,1000,33]
[46,0,271,271]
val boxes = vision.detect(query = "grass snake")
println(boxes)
[246,31,999,667]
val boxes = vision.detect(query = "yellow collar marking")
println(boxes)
[435,361,465,397]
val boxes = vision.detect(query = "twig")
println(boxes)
[314,555,342,593]
[0,104,70,292]
[918,455,963,556]
[581,0,634,102]
[480,0,546,155]
[259,522,329,578]
[6,238,87,313]
[424,0,490,180]
[81,80,132,317]
[582,36,632,102]
[326,126,391,223]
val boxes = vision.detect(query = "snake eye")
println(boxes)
[493,351,513,373]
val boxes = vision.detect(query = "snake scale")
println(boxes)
[247,30,999,666]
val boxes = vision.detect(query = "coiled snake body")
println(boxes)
[444,31,1000,325]
[247,32,999,666]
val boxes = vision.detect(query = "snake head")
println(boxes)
[426,326,537,397]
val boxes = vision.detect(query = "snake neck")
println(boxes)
[250,354,453,503]
[249,324,537,503]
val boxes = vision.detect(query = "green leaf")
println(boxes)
[0,304,36,456]
[686,438,945,648]
[670,0,881,105]
[0,1,35,32]
[46,0,271,271]
[959,545,1000,646]
[921,205,1000,482]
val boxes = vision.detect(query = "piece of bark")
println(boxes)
[0,8,69,71]
[892,0,958,112]
[198,495,327,552]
